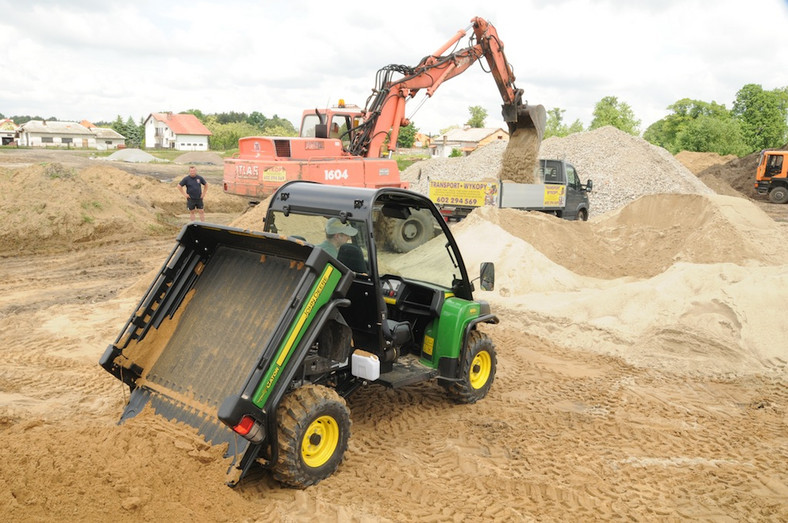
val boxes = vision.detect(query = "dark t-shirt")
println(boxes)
[179,174,207,199]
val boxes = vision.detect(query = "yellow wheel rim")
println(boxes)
[301,415,340,468]
[469,350,492,389]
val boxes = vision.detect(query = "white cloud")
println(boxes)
[1,0,786,135]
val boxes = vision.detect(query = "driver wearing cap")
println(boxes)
[319,217,358,257]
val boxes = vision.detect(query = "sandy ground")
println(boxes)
[1,148,787,521]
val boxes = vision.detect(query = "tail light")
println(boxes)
[232,415,264,444]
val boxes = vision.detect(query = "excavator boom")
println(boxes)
[349,16,545,158]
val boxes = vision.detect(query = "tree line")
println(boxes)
[3,83,786,156]
[543,83,788,156]
[400,83,788,158]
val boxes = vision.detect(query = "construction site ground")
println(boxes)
[1,138,786,522]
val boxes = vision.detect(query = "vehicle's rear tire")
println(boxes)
[386,209,434,253]
[768,186,788,204]
[273,384,350,488]
[448,330,496,404]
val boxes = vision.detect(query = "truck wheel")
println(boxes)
[448,330,496,404]
[273,384,351,488]
[577,209,588,221]
[387,209,434,253]
[768,186,788,204]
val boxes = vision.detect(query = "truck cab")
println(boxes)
[755,150,788,204]
[528,159,593,221]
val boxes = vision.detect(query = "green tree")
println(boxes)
[676,115,747,156]
[183,109,206,122]
[204,119,260,150]
[732,84,788,152]
[261,114,297,136]
[397,123,417,148]
[466,106,487,128]
[590,96,641,135]
[124,116,143,147]
[544,107,584,139]
[644,98,732,153]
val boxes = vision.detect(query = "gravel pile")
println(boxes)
[401,126,714,217]
[174,151,224,165]
[102,148,161,163]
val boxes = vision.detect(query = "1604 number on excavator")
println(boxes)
[325,169,349,181]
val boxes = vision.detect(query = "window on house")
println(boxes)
[41,137,53,143]
[62,138,73,144]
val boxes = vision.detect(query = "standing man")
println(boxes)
[178,165,208,221]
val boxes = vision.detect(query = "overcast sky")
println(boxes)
[1,0,787,136]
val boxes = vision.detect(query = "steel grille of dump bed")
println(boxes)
[122,245,305,447]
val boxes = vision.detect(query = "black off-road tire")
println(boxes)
[386,209,434,253]
[577,209,589,221]
[448,330,497,404]
[768,186,788,204]
[272,384,351,488]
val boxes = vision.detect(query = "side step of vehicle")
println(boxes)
[377,355,438,389]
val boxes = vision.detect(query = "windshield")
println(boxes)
[266,211,372,273]
[374,205,460,289]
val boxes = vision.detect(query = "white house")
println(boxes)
[144,112,211,151]
[16,120,97,148]
[91,127,126,151]
[431,127,509,157]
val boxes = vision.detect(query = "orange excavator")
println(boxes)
[223,16,546,201]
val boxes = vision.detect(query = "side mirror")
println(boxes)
[584,179,593,192]
[315,123,328,139]
[480,262,495,291]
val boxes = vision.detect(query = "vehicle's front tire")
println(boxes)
[448,330,497,404]
[577,209,589,221]
[768,186,788,204]
[273,384,350,488]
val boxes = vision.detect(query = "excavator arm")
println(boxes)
[347,17,546,158]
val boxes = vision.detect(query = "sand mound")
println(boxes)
[675,150,737,174]
[228,196,271,231]
[497,261,788,377]
[104,148,160,163]
[174,151,224,165]
[444,194,788,377]
[0,163,248,255]
[454,193,788,280]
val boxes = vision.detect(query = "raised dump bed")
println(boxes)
[100,223,352,479]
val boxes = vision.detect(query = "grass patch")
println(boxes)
[81,201,103,211]
[394,152,430,172]
[42,162,76,179]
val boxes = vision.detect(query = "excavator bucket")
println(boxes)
[503,102,546,141]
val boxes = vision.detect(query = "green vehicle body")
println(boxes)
[100,181,498,488]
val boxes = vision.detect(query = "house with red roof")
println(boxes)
[143,112,212,151]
